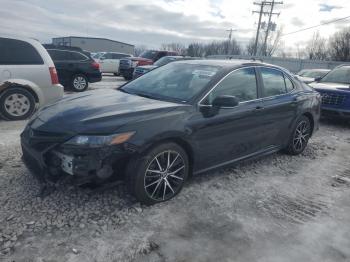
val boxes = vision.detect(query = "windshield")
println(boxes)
[300,70,329,78]
[140,50,158,60]
[154,57,177,67]
[320,67,350,84]
[120,63,220,102]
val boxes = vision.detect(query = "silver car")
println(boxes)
[0,35,64,120]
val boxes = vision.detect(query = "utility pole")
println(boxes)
[226,28,237,55]
[262,0,283,56]
[253,2,265,56]
[252,1,282,56]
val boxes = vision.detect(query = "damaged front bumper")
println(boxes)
[21,130,136,184]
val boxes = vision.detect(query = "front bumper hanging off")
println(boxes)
[21,134,134,185]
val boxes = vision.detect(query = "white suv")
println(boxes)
[96,52,132,75]
[0,36,64,120]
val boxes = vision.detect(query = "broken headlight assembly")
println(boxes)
[64,131,135,147]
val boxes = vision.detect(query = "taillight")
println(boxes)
[91,61,100,70]
[49,67,59,85]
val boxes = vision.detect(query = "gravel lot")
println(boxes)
[1,75,350,261]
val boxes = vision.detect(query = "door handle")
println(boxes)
[254,106,264,111]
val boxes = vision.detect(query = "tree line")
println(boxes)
[135,26,350,62]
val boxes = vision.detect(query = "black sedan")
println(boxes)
[21,60,321,205]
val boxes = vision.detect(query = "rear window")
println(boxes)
[0,38,44,65]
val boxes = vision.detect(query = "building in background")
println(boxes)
[52,36,134,54]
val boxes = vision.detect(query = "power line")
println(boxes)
[282,15,350,37]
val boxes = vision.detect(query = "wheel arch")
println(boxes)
[0,80,41,104]
[139,135,195,175]
[302,112,315,136]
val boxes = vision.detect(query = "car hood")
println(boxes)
[309,82,350,92]
[30,89,183,134]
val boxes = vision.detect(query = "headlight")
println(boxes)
[64,131,135,147]
[132,61,139,67]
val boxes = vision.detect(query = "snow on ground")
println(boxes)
[0,75,350,261]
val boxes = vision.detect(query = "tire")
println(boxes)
[70,74,88,92]
[285,115,312,155]
[123,73,133,81]
[0,87,36,120]
[126,142,189,205]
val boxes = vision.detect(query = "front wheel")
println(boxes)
[285,116,312,155]
[126,143,189,205]
[0,87,36,120]
[71,74,88,92]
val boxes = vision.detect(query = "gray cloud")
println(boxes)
[0,0,253,48]
[319,3,342,12]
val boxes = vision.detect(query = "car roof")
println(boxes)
[174,59,281,69]
[1,34,41,45]
[300,68,330,72]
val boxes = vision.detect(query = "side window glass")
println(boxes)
[260,68,287,97]
[284,75,294,92]
[204,68,258,105]
[69,52,87,61]
[0,38,43,65]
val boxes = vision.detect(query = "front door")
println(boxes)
[189,67,266,171]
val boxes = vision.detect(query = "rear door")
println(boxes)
[257,67,298,148]
[99,53,116,73]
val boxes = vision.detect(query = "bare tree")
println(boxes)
[328,27,350,61]
[160,43,187,55]
[265,27,284,57]
[185,39,241,57]
[246,38,256,56]
[134,45,147,56]
[305,32,328,60]
[187,43,205,57]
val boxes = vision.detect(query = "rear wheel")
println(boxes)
[0,87,36,120]
[286,116,311,155]
[126,143,189,205]
[71,74,88,92]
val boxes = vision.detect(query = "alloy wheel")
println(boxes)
[144,150,186,201]
[73,76,87,90]
[293,120,310,152]
[4,93,30,117]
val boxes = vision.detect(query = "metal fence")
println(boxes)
[207,55,350,73]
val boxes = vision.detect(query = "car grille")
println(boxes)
[119,59,131,69]
[320,92,347,106]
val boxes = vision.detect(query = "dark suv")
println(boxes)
[45,46,102,92]
[119,50,178,80]
[310,65,350,119]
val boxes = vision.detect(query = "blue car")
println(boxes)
[310,65,350,119]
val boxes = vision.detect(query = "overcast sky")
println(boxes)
[1,0,349,51]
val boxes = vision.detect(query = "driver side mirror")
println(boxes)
[314,77,322,82]
[212,95,239,108]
